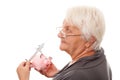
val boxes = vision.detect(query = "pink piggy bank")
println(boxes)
[30,54,52,71]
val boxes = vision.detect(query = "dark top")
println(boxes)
[53,48,112,80]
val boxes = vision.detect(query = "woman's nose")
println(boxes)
[57,32,62,38]
[57,31,65,38]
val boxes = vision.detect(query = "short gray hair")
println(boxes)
[65,6,105,50]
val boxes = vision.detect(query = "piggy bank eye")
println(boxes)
[40,54,43,58]
[40,55,42,58]
[39,55,47,60]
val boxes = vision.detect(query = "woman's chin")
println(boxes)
[60,47,64,51]
[59,45,66,51]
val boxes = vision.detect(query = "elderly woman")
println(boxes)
[17,6,112,80]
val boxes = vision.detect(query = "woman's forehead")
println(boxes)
[62,19,80,30]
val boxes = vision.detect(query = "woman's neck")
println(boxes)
[71,46,95,64]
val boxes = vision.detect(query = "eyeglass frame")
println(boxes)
[56,27,83,38]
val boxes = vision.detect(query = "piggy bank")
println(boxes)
[30,54,52,71]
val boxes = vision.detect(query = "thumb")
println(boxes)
[25,61,31,71]
[25,61,31,67]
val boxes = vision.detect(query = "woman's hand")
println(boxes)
[37,63,59,78]
[16,61,31,80]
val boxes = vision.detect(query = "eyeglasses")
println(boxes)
[56,27,82,38]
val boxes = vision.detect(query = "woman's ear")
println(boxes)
[85,36,96,48]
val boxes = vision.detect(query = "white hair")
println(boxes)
[65,6,105,50]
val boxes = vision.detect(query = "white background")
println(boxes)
[0,0,120,80]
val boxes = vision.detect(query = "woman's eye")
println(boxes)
[66,29,72,33]
[65,27,69,31]
[64,26,72,33]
